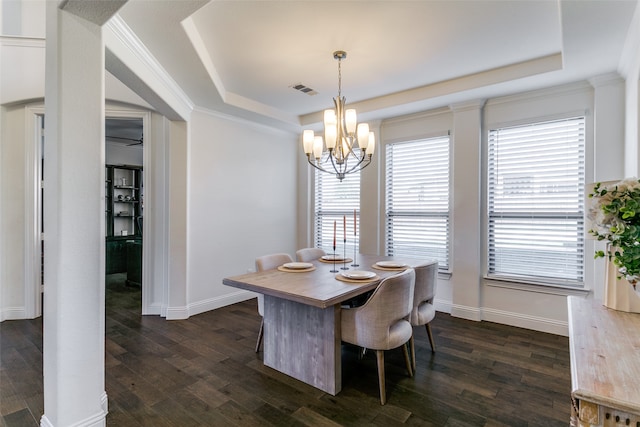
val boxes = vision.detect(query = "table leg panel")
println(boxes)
[263,296,341,395]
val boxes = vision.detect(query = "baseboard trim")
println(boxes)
[188,290,256,317]
[165,306,189,320]
[101,391,108,415]
[40,400,108,427]
[451,304,482,321]
[142,303,162,316]
[176,293,568,335]
[482,307,568,336]
[0,306,27,322]
[433,299,452,314]
[433,298,568,336]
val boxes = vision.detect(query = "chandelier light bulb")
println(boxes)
[367,131,376,155]
[345,109,357,134]
[357,123,369,150]
[303,130,315,154]
[324,109,337,126]
[325,124,337,150]
[313,136,324,159]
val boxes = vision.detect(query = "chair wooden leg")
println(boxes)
[426,323,436,352]
[409,335,416,373]
[255,318,264,353]
[376,350,386,405]
[403,340,414,377]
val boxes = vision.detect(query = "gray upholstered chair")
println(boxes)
[254,253,293,352]
[295,247,326,262]
[341,268,415,405]
[408,260,438,371]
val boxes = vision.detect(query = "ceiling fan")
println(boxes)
[105,134,143,146]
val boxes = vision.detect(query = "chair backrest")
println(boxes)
[343,268,415,350]
[255,253,293,272]
[255,253,293,317]
[296,248,326,262]
[410,261,438,324]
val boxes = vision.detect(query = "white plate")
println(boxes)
[341,270,376,280]
[322,254,345,261]
[282,262,313,270]
[376,261,407,268]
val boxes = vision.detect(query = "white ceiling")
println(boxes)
[113,0,638,131]
[105,118,143,146]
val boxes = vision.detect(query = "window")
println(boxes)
[314,169,360,255]
[385,135,450,269]
[487,117,585,286]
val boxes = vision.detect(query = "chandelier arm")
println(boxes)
[337,98,350,140]
[327,148,342,174]
[307,155,330,173]
[344,136,360,158]
[342,152,371,175]
[327,146,348,181]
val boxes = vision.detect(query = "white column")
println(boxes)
[359,121,382,254]
[618,2,640,178]
[166,120,189,319]
[627,77,640,177]
[589,74,626,302]
[450,100,484,321]
[42,2,107,426]
[590,73,625,182]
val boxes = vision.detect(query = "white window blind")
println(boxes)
[314,169,360,255]
[385,136,450,269]
[487,117,585,286]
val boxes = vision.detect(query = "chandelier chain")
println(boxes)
[338,58,342,98]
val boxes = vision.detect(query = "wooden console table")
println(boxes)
[568,296,640,426]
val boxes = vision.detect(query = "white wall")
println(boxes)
[1,0,45,38]
[624,8,640,176]
[186,109,298,316]
[0,105,27,320]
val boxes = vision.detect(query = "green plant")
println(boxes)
[588,178,640,284]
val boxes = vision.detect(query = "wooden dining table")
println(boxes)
[222,253,421,395]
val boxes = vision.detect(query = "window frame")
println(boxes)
[485,115,587,288]
[384,134,452,271]
[313,167,360,256]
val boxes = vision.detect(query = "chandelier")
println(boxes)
[302,51,376,182]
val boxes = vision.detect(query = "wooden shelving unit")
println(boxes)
[105,165,142,277]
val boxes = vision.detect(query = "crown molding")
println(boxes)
[105,15,193,119]
[193,105,297,137]
[0,36,45,48]
[589,72,624,88]
[450,99,486,112]
[484,80,592,108]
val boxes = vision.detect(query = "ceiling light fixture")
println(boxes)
[302,50,375,182]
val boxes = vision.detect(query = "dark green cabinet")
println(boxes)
[106,238,128,274]
[106,165,143,281]
[126,240,142,286]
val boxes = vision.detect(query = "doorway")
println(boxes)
[105,117,144,309]
[27,108,154,317]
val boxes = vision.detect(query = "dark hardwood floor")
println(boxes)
[1,274,571,426]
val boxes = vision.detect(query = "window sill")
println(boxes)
[438,271,452,280]
[484,276,591,297]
